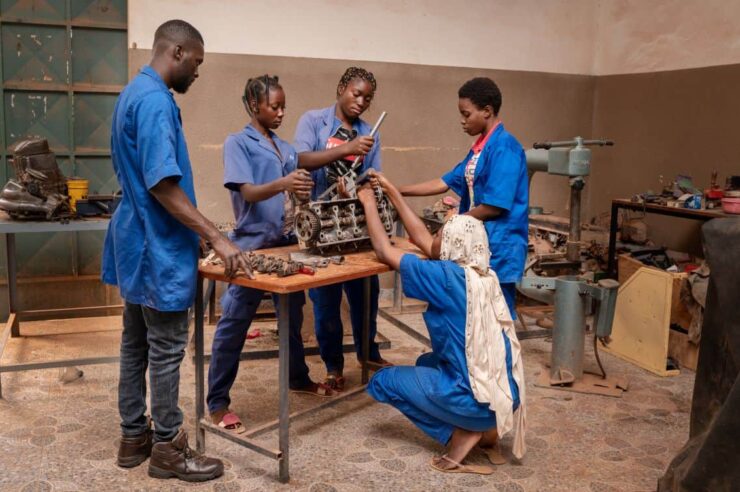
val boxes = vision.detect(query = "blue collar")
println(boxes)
[140,65,170,93]
[244,124,282,158]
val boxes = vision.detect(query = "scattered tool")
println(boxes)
[201,250,345,278]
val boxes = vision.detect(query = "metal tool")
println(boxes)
[520,137,627,397]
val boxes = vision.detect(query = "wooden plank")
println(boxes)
[199,237,424,294]
[603,267,679,377]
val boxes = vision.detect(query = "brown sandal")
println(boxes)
[480,444,507,465]
[324,374,346,392]
[430,455,494,475]
[290,382,336,398]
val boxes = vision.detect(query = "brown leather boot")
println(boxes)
[148,429,223,482]
[117,425,153,468]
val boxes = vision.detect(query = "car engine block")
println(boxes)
[293,187,396,254]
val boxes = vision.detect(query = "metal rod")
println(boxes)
[0,316,12,398]
[7,233,19,337]
[607,202,619,279]
[277,294,290,483]
[207,279,216,325]
[0,355,119,372]
[350,111,387,172]
[392,222,404,310]
[18,305,124,321]
[362,276,371,384]
[378,308,431,348]
[243,385,368,438]
[200,420,281,459]
[566,183,582,263]
[194,275,206,453]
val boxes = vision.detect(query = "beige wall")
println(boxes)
[593,0,740,74]
[129,49,594,224]
[129,0,597,74]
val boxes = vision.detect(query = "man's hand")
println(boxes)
[211,236,254,279]
[357,183,377,207]
[344,135,374,157]
[281,169,313,194]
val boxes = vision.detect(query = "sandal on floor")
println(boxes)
[429,455,494,475]
[324,374,346,392]
[481,444,507,465]
[215,411,246,434]
[290,382,336,398]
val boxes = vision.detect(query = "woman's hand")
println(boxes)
[368,169,396,195]
[357,183,377,207]
[344,135,374,157]
[281,169,313,194]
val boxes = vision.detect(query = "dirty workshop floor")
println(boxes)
[0,308,694,492]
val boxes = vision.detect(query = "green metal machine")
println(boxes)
[520,137,628,397]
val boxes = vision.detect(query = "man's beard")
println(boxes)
[172,77,192,94]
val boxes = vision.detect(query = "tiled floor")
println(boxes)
[0,311,693,491]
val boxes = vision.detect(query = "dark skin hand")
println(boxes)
[241,87,313,202]
[397,97,504,221]
[298,78,376,171]
[146,34,252,278]
[359,172,443,270]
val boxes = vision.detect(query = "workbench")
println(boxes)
[0,216,122,398]
[194,237,422,483]
[606,198,734,278]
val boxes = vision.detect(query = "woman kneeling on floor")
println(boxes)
[357,171,526,475]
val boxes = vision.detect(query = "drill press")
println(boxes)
[519,137,628,397]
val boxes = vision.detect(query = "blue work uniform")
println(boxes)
[207,125,313,414]
[102,65,199,312]
[293,105,383,372]
[368,254,520,444]
[441,124,528,316]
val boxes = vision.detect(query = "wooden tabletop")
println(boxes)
[198,236,424,294]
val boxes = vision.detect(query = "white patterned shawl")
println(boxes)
[439,215,527,459]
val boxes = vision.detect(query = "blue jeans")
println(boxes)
[207,285,310,414]
[309,275,381,374]
[118,302,188,442]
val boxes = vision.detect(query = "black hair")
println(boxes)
[458,77,502,115]
[153,19,204,46]
[336,67,377,97]
[243,74,281,116]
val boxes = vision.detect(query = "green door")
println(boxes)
[0,0,127,277]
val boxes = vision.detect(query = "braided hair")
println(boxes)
[243,74,281,116]
[458,77,502,115]
[336,67,377,97]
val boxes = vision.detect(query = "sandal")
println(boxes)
[290,382,336,398]
[213,411,246,434]
[429,455,494,475]
[324,374,346,392]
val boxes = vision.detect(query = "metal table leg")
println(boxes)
[7,233,19,338]
[277,293,290,483]
[607,202,620,279]
[207,279,216,325]
[361,277,370,385]
[194,275,206,453]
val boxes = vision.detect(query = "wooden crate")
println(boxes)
[618,254,692,330]
[604,255,698,375]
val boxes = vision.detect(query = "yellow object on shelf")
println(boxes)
[67,178,89,212]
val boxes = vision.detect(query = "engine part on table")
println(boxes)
[294,188,396,254]
[0,139,71,220]
[75,193,122,217]
[289,251,344,268]
[201,251,312,278]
